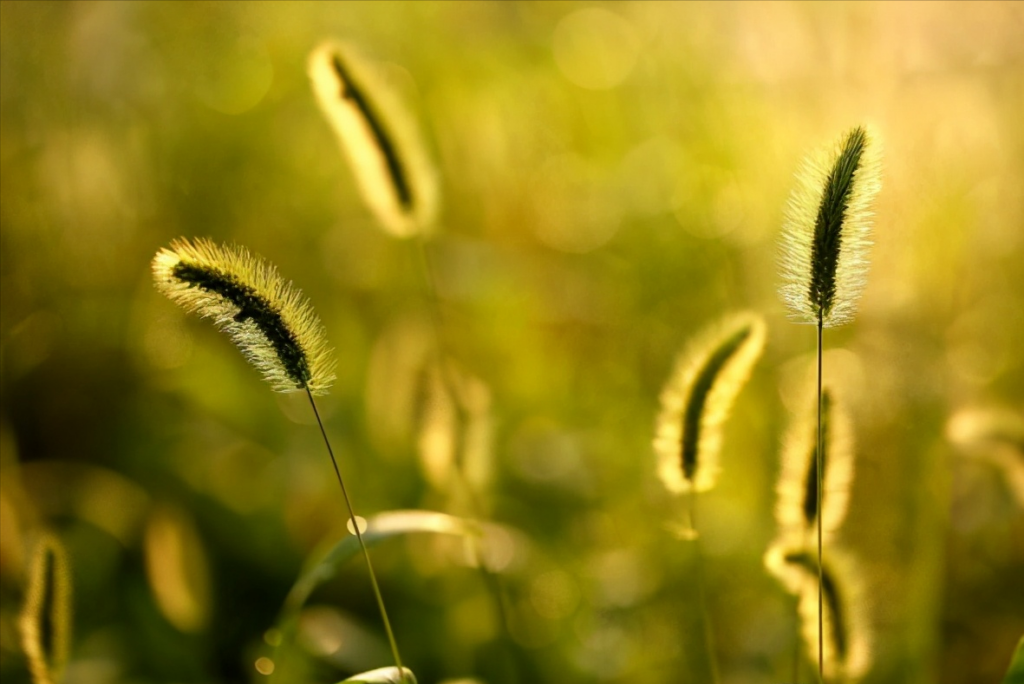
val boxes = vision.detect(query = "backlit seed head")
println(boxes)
[152,238,335,395]
[654,312,767,493]
[779,126,882,328]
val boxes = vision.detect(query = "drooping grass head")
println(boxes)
[780,126,882,327]
[308,40,439,239]
[654,312,767,494]
[152,238,335,395]
[765,539,872,682]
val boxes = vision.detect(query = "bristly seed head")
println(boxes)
[764,539,872,682]
[308,40,440,239]
[152,238,335,395]
[779,126,882,328]
[654,312,767,494]
[775,386,855,541]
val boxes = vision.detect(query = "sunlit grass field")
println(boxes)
[1,2,1022,683]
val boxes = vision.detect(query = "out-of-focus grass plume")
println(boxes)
[2,3,1024,684]
[309,40,440,238]
[654,312,766,494]
[765,540,872,682]
[775,386,855,542]
[18,534,72,684]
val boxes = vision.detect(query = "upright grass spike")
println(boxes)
[153,239,409,683]
[19,534,72,684]
[778,125,881,682]
[779,126,881,328]
[308,40,440,238]
[764,540,872,683]
[654,312,767,499]
[776,387,855,541]
[152,238,335,395]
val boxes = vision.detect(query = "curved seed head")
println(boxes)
[654,312,767,494]
[152,237,335,395]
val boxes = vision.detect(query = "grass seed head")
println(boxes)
[654,312,767,494]
[19,534,72,684]
[308,40,440,238]
[775,386,856,540]
[780,126,882,327]
[152,237,335,395]
[764,538,872,682]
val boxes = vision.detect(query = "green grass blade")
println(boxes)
[1003,636,1024,684]
[268,510,491,683]
[339,666,418,683]
[284,509,482,614]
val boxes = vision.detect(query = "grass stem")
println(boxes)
[410,237,520,684]
[816,318,824,683]
[690,502,720,684]
[305,388,407,683]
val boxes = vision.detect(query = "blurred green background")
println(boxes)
[2,2,1023,683]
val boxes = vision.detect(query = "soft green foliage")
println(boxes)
[284,510,486,615]
[2,4,1023,684]
[1002,637,1024,684]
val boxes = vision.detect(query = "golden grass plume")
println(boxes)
[654,312,766,494]
[779,126,882,328]
[152,237,335,395]
[765,538,871,682]
[19,534,72,684]
[775,386,856,540]
[308,40,440,238]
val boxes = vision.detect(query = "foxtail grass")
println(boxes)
[153,238,409,682]
[765,540,871,682]
[19,533,72,684]
[654,312,766,512]
[776,386,855,542]
[653,311,766,684]
[308,40,439,238]
[778,126,881,681]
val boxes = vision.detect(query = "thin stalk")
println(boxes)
[792,579,803,684]
[409,237,519,684]
[816,318,824,683]
[689,496,720,684]
[305,388,408,683]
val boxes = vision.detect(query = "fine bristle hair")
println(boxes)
[655,312,767,494]
[779,126,882,327]
[308,40,440,239]
[19,534,72,684]
[152,238,335,395]
[764,539,871,682]
[775,386,855,540]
